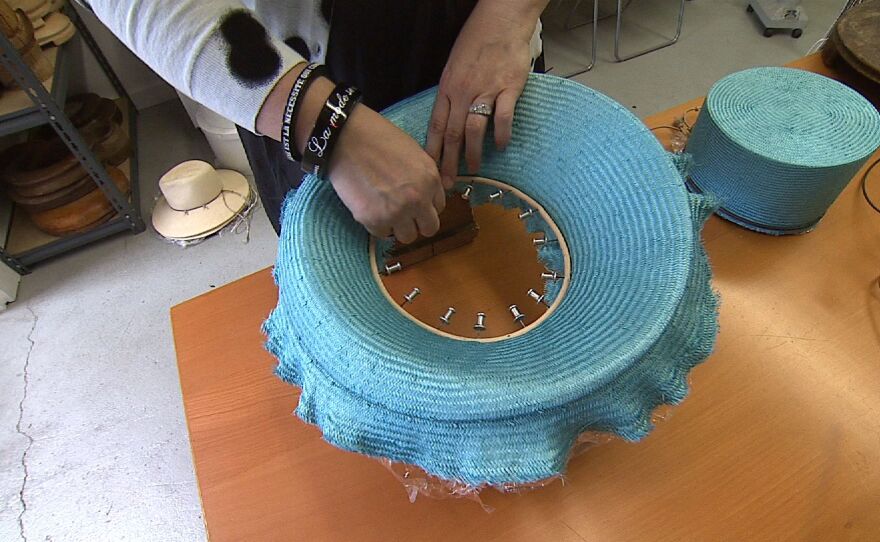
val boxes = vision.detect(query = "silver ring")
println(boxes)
[468,103,493,117]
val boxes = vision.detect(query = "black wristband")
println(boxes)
[301,84,363,179]
[280,62,327,163]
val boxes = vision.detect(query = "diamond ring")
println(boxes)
[468,103,493,117]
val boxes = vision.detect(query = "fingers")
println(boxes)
[494,89,518,150]
[413,157,444,239]
[359,159,444,244]
[365,210,438,244]
[433,178,447,215]
[393,218,419,245]
[464,99,492,173]
[440,104,468,189]
[425,95,450,164]
[414,204,441,238]
[364,224,392,239]
[391,176,443,243]
[425,155,447,216]
[438,91,514,179]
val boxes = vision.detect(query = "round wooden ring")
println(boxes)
[65,93,103,127]
[2,140,79,187]
[28,165,129,236]
[8,162,86,197]
[11,174,94,212]
[95,122,131,166]
[369,176,571,343]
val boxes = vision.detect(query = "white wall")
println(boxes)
[68,3,177,110]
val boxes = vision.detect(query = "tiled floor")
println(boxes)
[546,0,841,114]
[0,1,846,540]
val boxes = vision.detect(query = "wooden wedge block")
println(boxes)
[35,11,73,46]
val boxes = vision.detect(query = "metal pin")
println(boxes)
[527,288,546,305]
[384,262,403,275]
[534,236,558,247]
[489,189,504,201]
[474,312,487,331]
[440,307,456,325]
[509,304,526,327]
[461,185,473,200]
[518,209,535,220]
[403,287,421,304]
[541,271,563,281]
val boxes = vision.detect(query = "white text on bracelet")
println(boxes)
[307,88,358,157]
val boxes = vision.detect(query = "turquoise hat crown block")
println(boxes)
[686,67,880,235]
[265,74,719,486]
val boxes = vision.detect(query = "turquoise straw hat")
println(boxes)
[685,67,880,235]
[265,74,719,486]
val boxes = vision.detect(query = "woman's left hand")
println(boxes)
[426,0,545,188]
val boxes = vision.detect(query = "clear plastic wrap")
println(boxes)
[650,106,701,153]
[377,403,676,510]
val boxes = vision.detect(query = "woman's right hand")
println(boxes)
[256,67,445,243]
[326,104,446,243]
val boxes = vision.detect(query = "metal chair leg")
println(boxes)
[613,0,685,62]
[560,0,599,77]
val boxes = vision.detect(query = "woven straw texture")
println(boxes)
[686,67,880,235]
[375,181,568,305]
[265,74,719,485]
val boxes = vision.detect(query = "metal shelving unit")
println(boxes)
[0,44,70,136]
[0,5,143,275]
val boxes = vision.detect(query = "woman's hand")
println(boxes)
[425,0,546,187]
[327,104,446,243]
[256,68,445,243]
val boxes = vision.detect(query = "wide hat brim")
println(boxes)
[151,169,250,240]
[167,213,242,242]
[266,74,720,485]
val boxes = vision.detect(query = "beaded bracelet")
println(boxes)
[280,62,327,163]
[301,83,363,179]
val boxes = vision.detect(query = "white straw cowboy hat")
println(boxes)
[152,160,250,239]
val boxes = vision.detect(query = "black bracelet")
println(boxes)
[280,62,327,163]
[301,83,363,179]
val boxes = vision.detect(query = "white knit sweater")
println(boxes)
[85,1,541,133]
[86,1,324,132]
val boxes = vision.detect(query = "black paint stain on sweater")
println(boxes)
[284,36,311,60]
[219,10,281,86]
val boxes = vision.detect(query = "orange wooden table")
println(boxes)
[171,55,880,541]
